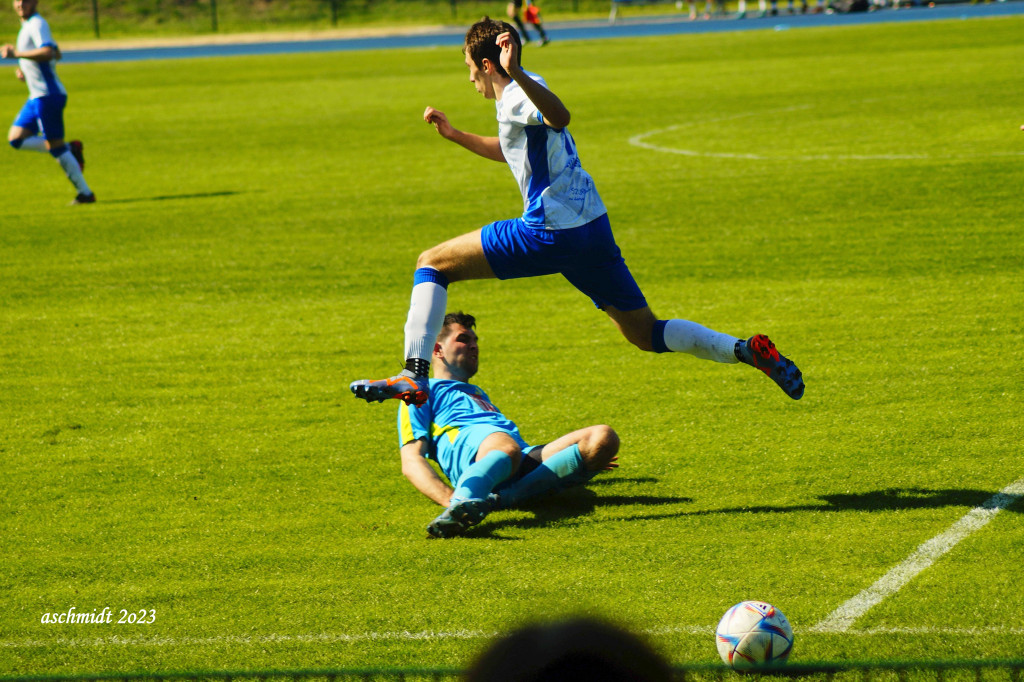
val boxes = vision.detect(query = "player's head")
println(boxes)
[434,312,479,382]
[464,17,521,85]
[14,0,39,19]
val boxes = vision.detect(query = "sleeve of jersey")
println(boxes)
[397,400,432,448]
[502,85,545,127]
[34,19,58,50]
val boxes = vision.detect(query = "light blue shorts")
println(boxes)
[480,213,648,312]
[444,425,537,487]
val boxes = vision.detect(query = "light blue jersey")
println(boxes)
[397,378,530,484]
[17,13,64,99]
[497,72,606,231]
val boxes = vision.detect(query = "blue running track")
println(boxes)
[63,1,1023,63]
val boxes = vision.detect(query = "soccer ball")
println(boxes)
[715,601,794,670]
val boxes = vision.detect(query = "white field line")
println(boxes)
[628,107,1024,161]
[811,477,1024,634]
[5,624,1024,650]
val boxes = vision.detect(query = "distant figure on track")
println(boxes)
[3,0,94,205]
[350,18,804,409]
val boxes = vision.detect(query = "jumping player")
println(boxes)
[350,18,803,408]
[3,0,94,204]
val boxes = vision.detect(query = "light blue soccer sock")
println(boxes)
[404,267,448,372]
[651,319,739,363]
[496,444,594,509]
[451,450,513,503]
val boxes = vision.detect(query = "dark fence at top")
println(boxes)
[39,0,593,39]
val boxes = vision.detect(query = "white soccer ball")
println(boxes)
[715,601,794,670]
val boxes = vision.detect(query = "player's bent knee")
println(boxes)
[582,425,619,469]
[595,425,620,454]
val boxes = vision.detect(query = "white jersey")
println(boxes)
[496,71,606,231]
[17,13,65,99]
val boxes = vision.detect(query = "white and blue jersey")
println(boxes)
[398,378,531,485]
[497,72,606,231]
[17,13,65,99]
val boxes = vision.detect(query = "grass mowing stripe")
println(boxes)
[811,477,1024,633]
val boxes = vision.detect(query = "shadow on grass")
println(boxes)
[634,488,1024,524]
[102,191,243,204]
[465,487,1023,539]
[467,476,694,539]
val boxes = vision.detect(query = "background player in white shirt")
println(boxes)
[3,0,94,204]
[351,18,803,408]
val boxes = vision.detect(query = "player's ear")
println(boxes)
[433,342,444,358]
[481,57,497,75]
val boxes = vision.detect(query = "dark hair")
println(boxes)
[466,618,673,682]
[439,311,476,341]
[464,17,522,79]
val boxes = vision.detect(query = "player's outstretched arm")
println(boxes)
[496,32,570,130]
[2,44,58,62]
[424,106,505,162]
[400,439,454,507]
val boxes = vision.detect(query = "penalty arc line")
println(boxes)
[811,476,1024,634]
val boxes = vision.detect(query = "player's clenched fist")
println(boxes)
[424,106,454,139]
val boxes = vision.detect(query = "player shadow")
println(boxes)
[468,477,694,539]
[672,487,1024,519]
[460,486,1021,539]
[101,191,243,204]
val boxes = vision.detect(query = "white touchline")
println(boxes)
[4,624,1024,650]
[811,477,1024,633]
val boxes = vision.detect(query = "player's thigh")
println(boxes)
[417,229,496,283]
[476,431,523,463]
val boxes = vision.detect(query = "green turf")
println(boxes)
[1,15,1022,675]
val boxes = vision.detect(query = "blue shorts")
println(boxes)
[13,95,67,140]
[481,214,648,312]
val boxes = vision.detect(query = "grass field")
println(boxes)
[1,14,1023,676]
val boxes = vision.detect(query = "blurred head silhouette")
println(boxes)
[466,617,673,682]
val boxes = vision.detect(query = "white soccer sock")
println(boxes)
[404,275,448,363]
[662,319,739,363]
[55,149,92,195]
[19,137,48,152]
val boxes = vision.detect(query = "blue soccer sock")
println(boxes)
[496,444,595,509]
[451,450,513,503]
